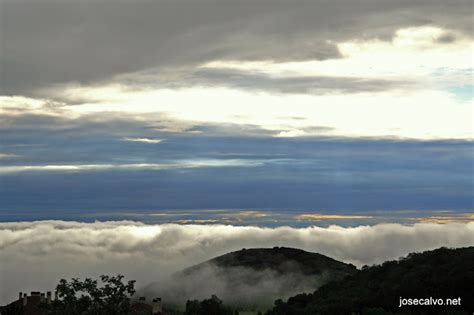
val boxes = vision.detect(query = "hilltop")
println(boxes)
[144,247,357,310]
[181,247,356,278]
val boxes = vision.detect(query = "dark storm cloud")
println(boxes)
[119,68,413,95]
[435,32,458,44]
[1,0,472,95]
[189,69,409,94]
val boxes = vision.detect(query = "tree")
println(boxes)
[184,295,236,315]
[40,274,136,315]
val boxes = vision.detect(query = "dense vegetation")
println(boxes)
[266,247,474,315]
[183,295,239,315]
[40,275,135,315]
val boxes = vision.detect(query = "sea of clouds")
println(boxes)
[1,220,473,305]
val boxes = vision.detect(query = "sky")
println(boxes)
[1,0,473,224]
[0,0,473,224]
[0,0,474,226]
[0,0,474,304]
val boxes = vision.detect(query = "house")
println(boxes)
[0,291,52,315]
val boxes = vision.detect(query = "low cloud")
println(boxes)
[295,214,373,221]
[0,159,264,174]
[122,137,164,144]
[0,153,19,159]
[1,221,473,304]
[142,264,334,308]
[276,130,308,138]
[415,213,474,224]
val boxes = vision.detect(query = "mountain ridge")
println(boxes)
[180,246,356,278]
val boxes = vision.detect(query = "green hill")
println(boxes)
[266,247,474,315]
[181,247,356,278]
[162,247,357,309]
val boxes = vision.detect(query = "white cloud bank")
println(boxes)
[0,221,473,304]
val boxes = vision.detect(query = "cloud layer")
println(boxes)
[1,221,473,304]
[1,0,472,140]
[1,111,472,214]
[2,0,473,95]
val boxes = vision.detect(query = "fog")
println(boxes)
[1,220,473,305]
[140,264,333,309]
